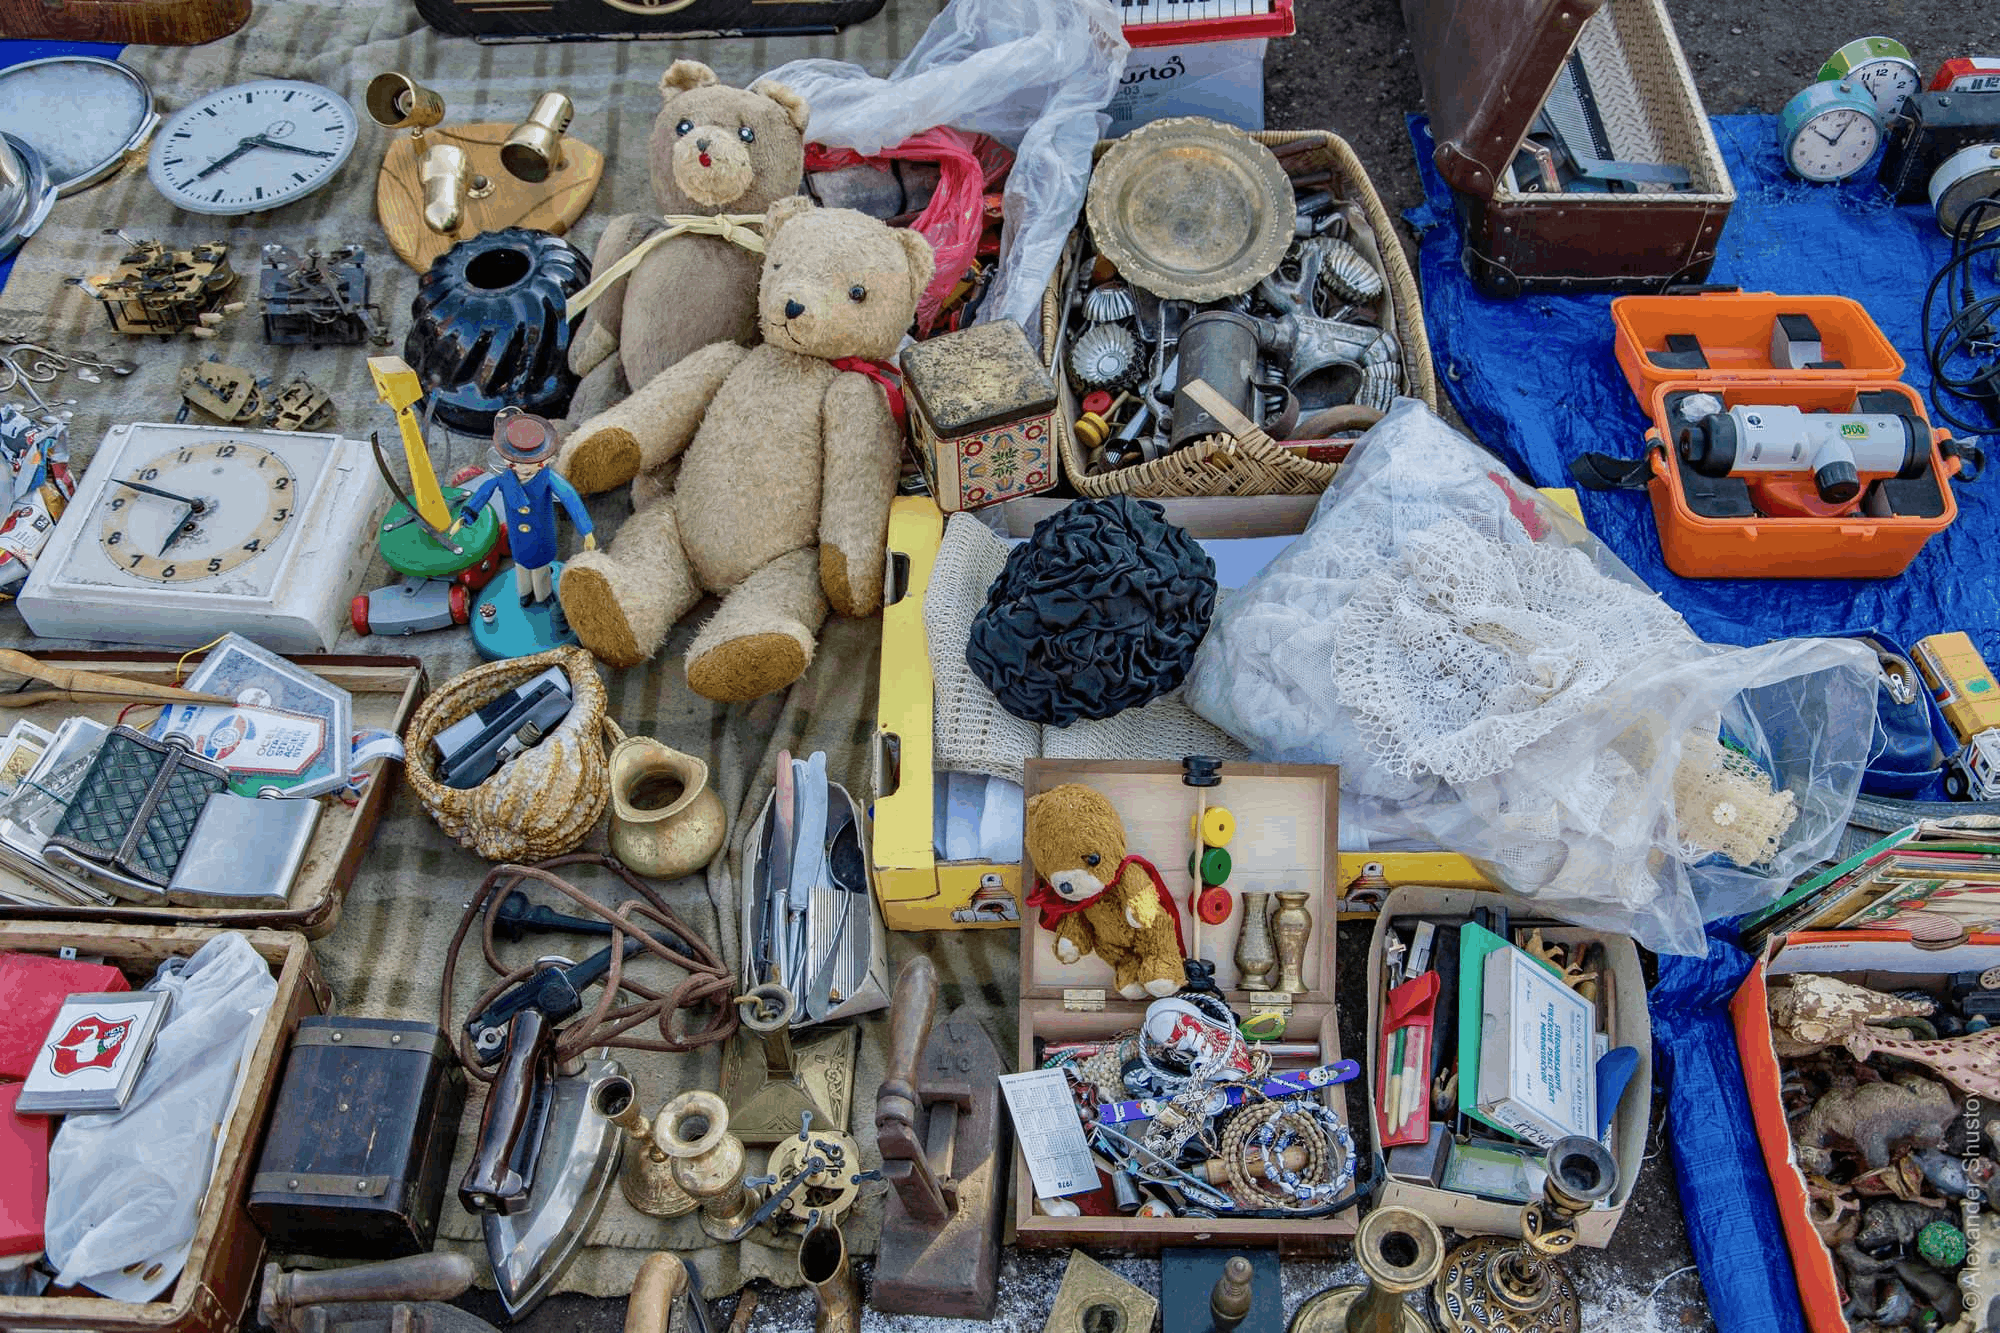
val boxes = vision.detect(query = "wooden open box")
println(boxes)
[1011,758,1357,1251]
[0,923,325,1333]
[0,652,425,938]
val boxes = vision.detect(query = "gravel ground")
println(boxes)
[459,3,1997,1328]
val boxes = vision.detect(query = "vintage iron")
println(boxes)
[482,1056,631,1321]
[657,1089,760,1242]
[718,982,856,1145]
[1433,1136,1618,1333]
[258,1252,496,1333]
[1289,1206,1445,1333]
[870,954,1009,1321]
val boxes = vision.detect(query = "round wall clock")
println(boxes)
[1778,81,1883,183]
[148,79,357,216]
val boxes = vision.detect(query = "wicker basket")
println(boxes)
[404,645,619,862]
[1045,128,1438,500]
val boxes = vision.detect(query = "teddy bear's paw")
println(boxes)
[1117,982,1150,1001]
[557,557,649,668]
[560,425,643,495]
[686,629,809,703]
[1124,901,1156,931]
[1054,938,1081,964]
[1142,977,1180,998]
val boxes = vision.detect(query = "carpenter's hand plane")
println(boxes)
[870,954,1010,1321]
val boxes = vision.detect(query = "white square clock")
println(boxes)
[18,422,385,653]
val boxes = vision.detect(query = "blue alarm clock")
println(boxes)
[1779,79,1883,182]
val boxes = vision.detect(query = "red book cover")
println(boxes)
[0,1082,52,1258]
[0,951,130,1081]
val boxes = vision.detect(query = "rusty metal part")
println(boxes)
[258,1253,477,1333]
[440,853,738,1081]
[725,1288,759,1333]
[267,377,331,432]
[623,1253,689,1333]
[658,1090,758,1241]
[1288,1207,1444,1332]
[799,1218,860,1333]
[176,358,262,423]
[871,955,1010,1322]
[1086,117,1295,302]
[71,235,240,337]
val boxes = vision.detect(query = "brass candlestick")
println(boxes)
[1234,891,1276,991]
[1433,1137,1618,1333]
[1271,890,1313,994]
[1288,1207,1443,1333]
[658,1091,758,1241]
[606,1096,697,1218]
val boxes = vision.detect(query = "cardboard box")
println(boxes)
[1010,759,1357,1251]
[1366,886,1651,1246]
[1104,40,1267,139]
[870,497,1513,930]
[1733,930,2000,1333]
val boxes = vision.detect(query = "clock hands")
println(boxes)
[192,135,337,182]
[115,477,201,509]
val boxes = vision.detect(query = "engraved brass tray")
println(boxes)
[1086,117,1295,302]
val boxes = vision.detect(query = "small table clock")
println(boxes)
[17,422,384,652]
[1779,80,1884,182]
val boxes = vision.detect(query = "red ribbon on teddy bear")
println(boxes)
[1025,852,1186,957]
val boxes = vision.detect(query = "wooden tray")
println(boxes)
[0,652,425,938]
[0,923,326,1333]
[1011,758,1357,1251]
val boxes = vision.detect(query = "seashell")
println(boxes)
[1082,282,1136,323]
[1315,237,1385,306]
[1067,321,1142,391]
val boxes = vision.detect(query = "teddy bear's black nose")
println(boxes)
[695,137,711,153]
[784,299,805,319]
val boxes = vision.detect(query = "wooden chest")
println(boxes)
[247,1017,464,1260]
[1404,0,1734,295]
[1012,759,1357,1252]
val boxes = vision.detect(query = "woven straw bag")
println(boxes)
[1044,129,1437,500]
[404,646,620,862]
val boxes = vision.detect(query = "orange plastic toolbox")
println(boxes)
[1609,292,1968,579]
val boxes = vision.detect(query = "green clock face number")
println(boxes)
[98,439,295,583]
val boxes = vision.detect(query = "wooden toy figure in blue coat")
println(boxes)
[462,410,596,607]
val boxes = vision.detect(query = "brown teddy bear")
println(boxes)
[556,198,934,701]
[564,60,809,429]
[1024,784,1186,999]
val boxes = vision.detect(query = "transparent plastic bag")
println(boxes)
[764,0,1128,343]
[44,932,277,1298]
[1184,399,1879,956]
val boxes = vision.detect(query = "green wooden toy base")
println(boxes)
[471,562,581,661]
[378,486,501,579]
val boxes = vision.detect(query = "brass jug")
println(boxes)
[608,736,727,880]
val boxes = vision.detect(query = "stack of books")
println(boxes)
[1742,821,2000,951]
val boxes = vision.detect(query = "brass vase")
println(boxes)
[608,736,726,880]
[1271,890,1312,994]
[1234,891,1276,991]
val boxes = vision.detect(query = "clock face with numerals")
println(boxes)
[147,79,356,216]
[98,438,297,584]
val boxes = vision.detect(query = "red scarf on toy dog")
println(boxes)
[1025,853,1186,956]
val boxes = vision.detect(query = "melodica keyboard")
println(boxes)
[1117,0,1295,47]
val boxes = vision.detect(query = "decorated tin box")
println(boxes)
[899,319,1058,512]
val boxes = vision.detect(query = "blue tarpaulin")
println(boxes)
[1405,113,2000,660]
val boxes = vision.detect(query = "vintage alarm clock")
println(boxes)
[1930,142,2000,237]
[148,79,357,215]
[17,423,383,652]
[1819,36,1922,119]
[1779,80,1884,182]
[1930,57,2000,95]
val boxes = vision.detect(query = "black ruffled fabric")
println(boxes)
[968,497,1217,725]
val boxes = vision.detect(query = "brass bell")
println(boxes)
[501,93,573,184]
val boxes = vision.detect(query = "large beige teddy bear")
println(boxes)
[556,199,935,701]
[564,60,809,426]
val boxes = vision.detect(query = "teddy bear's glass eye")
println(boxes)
[675,119,693,136]
[848,285,867,303]
[1084,853,1100,867]
[738,126,756,143]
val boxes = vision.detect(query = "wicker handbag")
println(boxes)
[1045,129,1438,500]
[404,646,619,862]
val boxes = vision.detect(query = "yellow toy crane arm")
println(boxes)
[367,355,453,532]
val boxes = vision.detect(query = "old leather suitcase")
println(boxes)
[1403,0,1735,295]
[248,1017,464,1259]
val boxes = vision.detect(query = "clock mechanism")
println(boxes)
[17,423,383,653]
[148,79,357,216]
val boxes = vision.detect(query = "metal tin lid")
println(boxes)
[0,134,54,262]
[0,57,156,197]
[899,318,1057,436]
[1086,117,1295,301]
[1402,0,1606,199]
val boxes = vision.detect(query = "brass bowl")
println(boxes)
[1086,117,1295,301]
